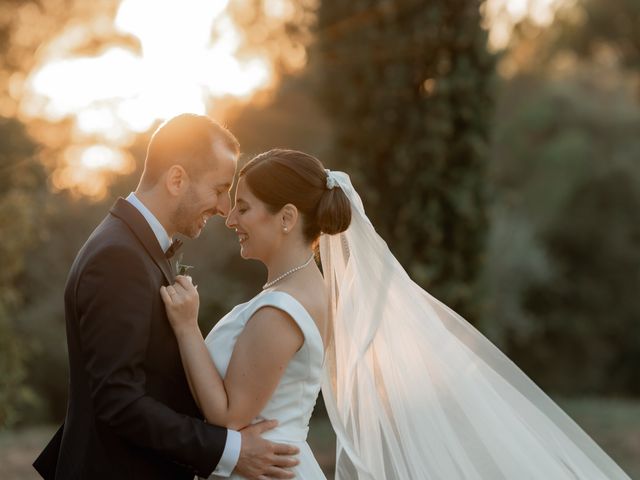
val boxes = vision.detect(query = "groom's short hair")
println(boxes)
[140,113,240,189]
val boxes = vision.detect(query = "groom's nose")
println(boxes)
[216,193,231,217]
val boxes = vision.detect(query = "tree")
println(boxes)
[554,0,640,70]
[523,171,640,395]
[481,68,640,395]
[503,0,640,81]
[316,0,494,319]
[0,116,45,427]
[0,0,102,426]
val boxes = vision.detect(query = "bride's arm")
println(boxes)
[160,276,304,430]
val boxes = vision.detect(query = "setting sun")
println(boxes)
[20,0,274,199]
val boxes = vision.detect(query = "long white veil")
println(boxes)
[318,171,630,479]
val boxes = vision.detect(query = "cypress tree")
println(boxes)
[317,0,494,319]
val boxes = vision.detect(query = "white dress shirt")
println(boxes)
[125,192,241,477]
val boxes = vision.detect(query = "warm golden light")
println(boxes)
[20,0,277,199]
[26,0,272,129]
[51,145,136,199]
[483,0,574,50]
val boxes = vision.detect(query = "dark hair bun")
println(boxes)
[241,149,352,241]
[316,186,351,235]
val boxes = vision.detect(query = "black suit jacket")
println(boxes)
[34,198,228,479]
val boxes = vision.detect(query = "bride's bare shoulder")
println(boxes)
[274,281,328,326]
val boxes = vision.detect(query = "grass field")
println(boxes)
[2,397,638,479]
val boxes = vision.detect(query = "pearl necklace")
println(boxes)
[263,253,315,289]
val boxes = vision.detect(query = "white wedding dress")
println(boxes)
[204,289,327,479]
[200,170,631,479]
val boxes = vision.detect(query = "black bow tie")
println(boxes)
[165,239,183,259]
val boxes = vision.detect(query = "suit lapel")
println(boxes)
[109,198,175,284]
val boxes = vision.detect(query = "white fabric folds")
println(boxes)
[319,171,630,479]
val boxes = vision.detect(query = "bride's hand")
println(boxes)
[160,276,200,335]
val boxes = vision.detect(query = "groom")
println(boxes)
[34,114,299,479]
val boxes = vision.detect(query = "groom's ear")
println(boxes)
[165,165,188,196]
[281,204,298,230]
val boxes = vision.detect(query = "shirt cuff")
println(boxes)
[212,429,241,477]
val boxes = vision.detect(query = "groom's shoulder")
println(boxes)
[76,212,142,265]
[89,211,136,245]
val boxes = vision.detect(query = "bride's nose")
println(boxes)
[225,208,237,229]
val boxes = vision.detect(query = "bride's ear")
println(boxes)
[280,204,298,233]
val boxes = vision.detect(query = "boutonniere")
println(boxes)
[175,253,194,276]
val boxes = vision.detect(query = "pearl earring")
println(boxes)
[283,226,288,232]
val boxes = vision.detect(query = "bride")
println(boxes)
[161,149,631,479]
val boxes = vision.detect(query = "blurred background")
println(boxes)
[1,0,639,478]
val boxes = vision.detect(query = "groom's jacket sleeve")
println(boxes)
[75,243,226,477]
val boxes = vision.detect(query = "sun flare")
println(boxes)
[21,0,274,199]
[482,0,574,50]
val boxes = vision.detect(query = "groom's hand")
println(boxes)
[235,420,299,480]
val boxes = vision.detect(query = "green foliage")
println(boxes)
[482,71,640,395]
[316,0,494,319]
[0,116,44,427]
[553,0,640,69]
[0,308,30,428]
[14,191,103,422]
[523,171,640,395]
